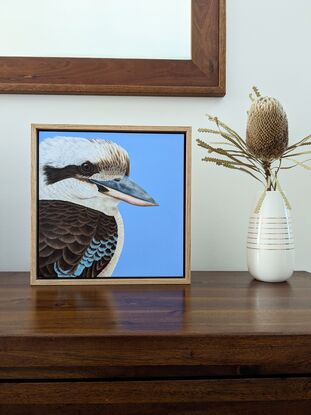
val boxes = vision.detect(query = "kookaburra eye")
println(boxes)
[80,161,94,175]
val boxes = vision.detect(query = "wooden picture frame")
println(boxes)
[1,0,225,97]
[31,124,191,285]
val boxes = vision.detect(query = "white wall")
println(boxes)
[0,0,310,272]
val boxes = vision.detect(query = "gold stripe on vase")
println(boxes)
[247,213,293,251]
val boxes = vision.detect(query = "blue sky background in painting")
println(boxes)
[39,131,185,277]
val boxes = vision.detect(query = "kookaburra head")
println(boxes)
[39,137,157,215]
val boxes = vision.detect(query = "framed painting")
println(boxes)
[31,125,191,285]
[0,0,225,97]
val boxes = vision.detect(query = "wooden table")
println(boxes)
[1,271,311,414]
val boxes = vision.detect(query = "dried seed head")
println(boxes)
[246,96,288,161]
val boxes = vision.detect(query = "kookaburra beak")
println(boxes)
[89,177,158,206]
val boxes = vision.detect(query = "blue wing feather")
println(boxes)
[56,236,118,278]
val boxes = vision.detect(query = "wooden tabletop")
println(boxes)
[1,271,311,379]
[1,271,311,336]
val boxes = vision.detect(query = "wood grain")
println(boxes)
[1,271,311,414]
[0,0,226,96]
[1,379,311,415]
[30,124,191,285]
[1,272,311,380]
[2,378,311,404]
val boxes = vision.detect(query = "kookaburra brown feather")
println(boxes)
[39,137,157,279]
[246,96,288,161]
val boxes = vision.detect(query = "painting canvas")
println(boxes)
[31,125,191,285]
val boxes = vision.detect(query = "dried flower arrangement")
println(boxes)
[197,87,311,210]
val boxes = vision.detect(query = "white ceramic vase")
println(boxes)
[247,191,294,282]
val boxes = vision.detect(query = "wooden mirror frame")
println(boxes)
[0,0,225,97]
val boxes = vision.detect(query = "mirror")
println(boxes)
[1,0,191,60]
[0,0,225,97]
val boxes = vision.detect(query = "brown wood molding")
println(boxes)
[2,378,311,405]
[0,0,226,96]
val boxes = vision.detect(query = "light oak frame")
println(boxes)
[31,124,191,285]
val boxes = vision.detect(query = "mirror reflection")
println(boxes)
[0,0,191,59]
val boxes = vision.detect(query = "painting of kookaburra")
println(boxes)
[38,136,157,279]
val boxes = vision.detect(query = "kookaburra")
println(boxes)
[39,136,157,279]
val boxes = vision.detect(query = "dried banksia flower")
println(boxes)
[197,86,311,193]
[246,95,288,161]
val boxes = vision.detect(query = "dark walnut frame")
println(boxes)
[0,0,225,97]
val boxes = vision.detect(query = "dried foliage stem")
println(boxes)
[262,161,272,190]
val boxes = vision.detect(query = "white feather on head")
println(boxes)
[39,136,130,216]
[39,136,129,176]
